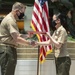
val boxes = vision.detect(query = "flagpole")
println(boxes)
[37,45,40,75]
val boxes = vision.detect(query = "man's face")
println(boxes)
[18,12,24,19]
[17,7,26,19]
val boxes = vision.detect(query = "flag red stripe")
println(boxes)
[43,3,48,18]
[31,0,52,63]
[32,11,43,31]
[32,20,44,42]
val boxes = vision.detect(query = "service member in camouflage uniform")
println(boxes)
[36,13,71,75]
[0,2,32,75]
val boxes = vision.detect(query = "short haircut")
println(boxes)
[12,2,25,11]
[56,13,66,25]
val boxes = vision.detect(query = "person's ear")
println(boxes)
[15,9,20,15]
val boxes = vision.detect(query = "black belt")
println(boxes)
[0,43,17,48]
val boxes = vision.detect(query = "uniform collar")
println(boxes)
[55,26,63,35]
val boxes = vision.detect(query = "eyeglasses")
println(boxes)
[18,10,24,14]
[53,18,58,22]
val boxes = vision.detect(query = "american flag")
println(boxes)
[31,0,52,63]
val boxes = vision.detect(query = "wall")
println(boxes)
[24,6,33,31]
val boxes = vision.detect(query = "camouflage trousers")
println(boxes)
[0,45,17,75]
[55,56,71,75]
